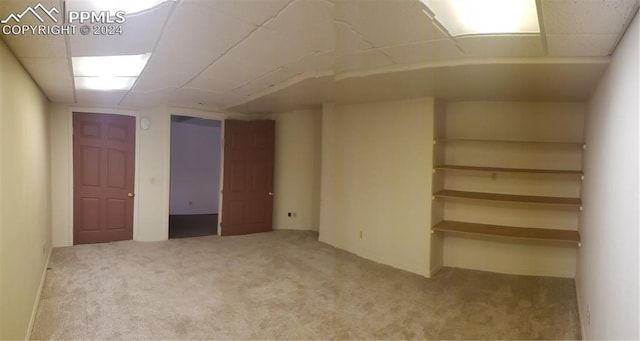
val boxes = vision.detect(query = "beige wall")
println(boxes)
[578,14,639,340]
[267,109,322,231]
[319,98,434,276]
[0,39,51,339]
[436,101,584,278]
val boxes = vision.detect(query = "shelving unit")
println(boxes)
[429,101,585,277]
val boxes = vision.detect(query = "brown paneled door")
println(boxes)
[221,120,275,236]
[73,112,135,244]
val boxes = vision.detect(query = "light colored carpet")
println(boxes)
[31,230,581,340]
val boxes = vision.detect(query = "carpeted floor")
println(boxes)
[31,230,581,340]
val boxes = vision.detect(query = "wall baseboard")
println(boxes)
[575,281,588,340]
[26,246,52,340]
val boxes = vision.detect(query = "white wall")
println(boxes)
[577,13,639,340]
[51,106,243,246]
[0,39,51,340]
[319,98,434,276]
[169,119,221,215]
[267,109,321,231]
[437,101,584,278]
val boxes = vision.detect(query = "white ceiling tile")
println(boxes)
[335,0,446,47]
[67,1,173,57]
[120,88,175,107]
[1,33,67,58]
[547,34,619,56]
[184,77,243,93]
[132,54,205,92]
[133,2,257,92]
[198,56,275,86]
[542,0,639,34]
[172,87,248,107]
[20,58,74,102]
[225,28,317,70]
[335,49,395,74]
[264,0,334,52]
[232,81,274,97]
[288,51,335,75]
[335,21,374,55]
[380,40,462,64]
[185,0,290,26]
[252,67,301,86]
[76,90,127,105]
[456,35,544,58]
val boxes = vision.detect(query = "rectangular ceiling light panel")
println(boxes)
[74,76,137,91]
[72,53,151,91]
[421,0,540,36]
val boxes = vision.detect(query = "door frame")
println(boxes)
[167,115,225,236]
[63,108,141,245]
[167,111,228,236]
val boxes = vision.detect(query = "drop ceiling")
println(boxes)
[0,0,638,114]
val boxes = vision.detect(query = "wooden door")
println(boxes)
[73,112,136,244]
[221,120,275,236]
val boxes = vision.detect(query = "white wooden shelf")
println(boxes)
[434,138,586,148]
[433,189,582,208]
[434,165,583,177]
[432,220,581,244]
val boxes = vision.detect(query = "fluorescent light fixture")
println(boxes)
[421,0,540,36]
[72,54,151,77]
[72,54,150,91]
[75,77,137,91]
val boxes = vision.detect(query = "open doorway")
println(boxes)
[169,115,222,238]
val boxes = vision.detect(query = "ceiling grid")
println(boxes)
[0,0,637,113]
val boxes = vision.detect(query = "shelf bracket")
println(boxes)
[581,175,585,181]
[432,169,436,174]
[431,195,436,200]
[433,140,437,145]
[582,144,587,150]
[578,242,582,247]
[579,206,584,211]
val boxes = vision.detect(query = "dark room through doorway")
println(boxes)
[169,115,222,238]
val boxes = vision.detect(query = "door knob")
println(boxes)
[268,192,274,196]
[128,193,135,198]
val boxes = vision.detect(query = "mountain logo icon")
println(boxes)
[1,3,59,24]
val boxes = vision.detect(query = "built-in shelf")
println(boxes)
[434,138,586,148]
[434,165,583,177]
[433,189,582,207]
[432,220,581,244]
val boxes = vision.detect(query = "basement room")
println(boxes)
[0,0,638,339]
